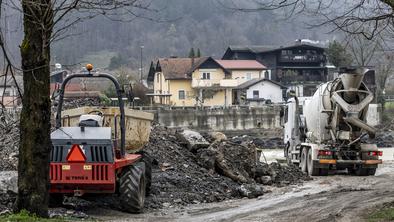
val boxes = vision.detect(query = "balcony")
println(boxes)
[192,79,242,88]
[220,79,240,87]
[279,54,325,63]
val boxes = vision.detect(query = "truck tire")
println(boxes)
[300,148,308,173]
[307,148,320,176]
[139,152,152,195]
[49,193,63,207]
[119,162,146,213]
[355,167,376,176]
[367,168,377,176]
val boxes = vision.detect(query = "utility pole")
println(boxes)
[140,45,144,83]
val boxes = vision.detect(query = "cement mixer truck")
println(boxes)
[283,68,382,176]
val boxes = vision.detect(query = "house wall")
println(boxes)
[231,70,261,81]
[168,79,195,106]
[246,81,283,103]
[191,68,232,107]
[153,72,169,104]
[192,68,225,80]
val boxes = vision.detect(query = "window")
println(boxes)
[3,91,10,97]
[156,73,160,83]
[246,73,252,80]
[202,72,210,80]
[253,90,259,99]
[264,71,270,79]
[178,90,185,100]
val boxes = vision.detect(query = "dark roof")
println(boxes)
[236,78,287,89]
[223,43,327,59]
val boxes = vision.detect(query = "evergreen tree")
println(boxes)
[196,48,201,57]
[188,47,195,58]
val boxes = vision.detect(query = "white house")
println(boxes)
[234,79,286,105]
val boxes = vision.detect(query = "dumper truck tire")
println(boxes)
[300,148,308,173]
[49,193,63,207]
[307,148,320,176]
[119,162,146,213]
[138,151,152,195]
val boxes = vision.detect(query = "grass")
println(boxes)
[384,101,394,110]
[0,209,91,222]
[367,202,394,222]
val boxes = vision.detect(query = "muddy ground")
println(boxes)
[87,150,394,222]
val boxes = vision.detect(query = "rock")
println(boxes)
[176,129,210,152]
[237,184,265,198]
[0,171,18,193]
[209,132,227,142]
[259,176,273,185]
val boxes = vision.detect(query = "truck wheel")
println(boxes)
[367,168,377,176]
[49,193,63,207]
[307,148,320,176]
[300,148,308,173]
[119,162,146,213]
[139,152,152,195]
[355,168,368,176]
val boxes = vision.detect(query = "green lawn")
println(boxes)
[384,101,394,110]
[0,210,93,222]
[367,202,394,222]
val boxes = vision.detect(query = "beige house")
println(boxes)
[147,57,268,107]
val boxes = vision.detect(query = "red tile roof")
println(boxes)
[215,60,266,70]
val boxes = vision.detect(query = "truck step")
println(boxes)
[291,151,300,155]
[292,159,300,163]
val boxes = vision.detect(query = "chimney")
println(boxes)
[191,56,195,68]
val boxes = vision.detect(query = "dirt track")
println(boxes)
[88,148,394,222]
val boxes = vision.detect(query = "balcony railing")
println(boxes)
[192,79,244,88]
[279,54,325,63]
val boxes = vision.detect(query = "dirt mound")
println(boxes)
[143,126,242,209]
[143,125,310,209]
[230,135,284,149]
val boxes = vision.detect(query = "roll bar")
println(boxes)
[55,72,126,156]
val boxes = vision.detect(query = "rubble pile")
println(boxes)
[143,125,309,209]
[143,126,241,209]
[0,111,19,171]
[230,135,284,149]
[61,98,101,110]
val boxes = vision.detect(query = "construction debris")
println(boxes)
[142,125,310,210]
[175,129,210,151]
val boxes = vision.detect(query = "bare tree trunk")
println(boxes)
[15,0,53,217]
